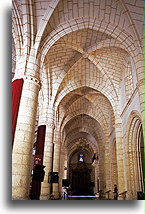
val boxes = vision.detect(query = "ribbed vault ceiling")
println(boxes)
[59,87,114,153]
[12,0,143,156]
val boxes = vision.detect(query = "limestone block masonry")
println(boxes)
[12,76,40,200]
[12,0,144,200]
[40,123,55,200]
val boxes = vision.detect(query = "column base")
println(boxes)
[40,194,48,200]
[52,192,60,199]
[118,193,127,200]
[12,196,30,200]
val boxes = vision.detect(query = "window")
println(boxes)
[79,154,84,162]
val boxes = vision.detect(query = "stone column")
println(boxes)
[52,143,61,198]
[115,122,126,200]
[93,161,98,193]
[132,150,138,199]
[135,54,144,126]
[98,145,105,192]
[40,110,55,200]
[63,160,68,179]
[126,150,138,200]
[12,75,40,200]
[105,140,112,193]
[110,141,118,199]
[59,151,68,196]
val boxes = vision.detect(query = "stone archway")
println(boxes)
[126,111,144,200]
[68,141,95,196]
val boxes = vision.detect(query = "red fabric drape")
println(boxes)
[29,125,46,199]
[35,125,46,165]
[12,79,23,147]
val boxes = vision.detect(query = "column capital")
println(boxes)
[13,75,41,89]
[46,122,55,129]
[23,75,41,87]
[37,122,55,129]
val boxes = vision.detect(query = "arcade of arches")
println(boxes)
[12,0,144,200]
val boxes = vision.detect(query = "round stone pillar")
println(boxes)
[137,78,144,129]
[63,160,68,179]
[126,150,139,200]
[98,145,105,193]
[12,76,40,200]
[52,143,60,198]
[93,161,98,193]
[115,123,126,200]
[40,121,55,200]
[59,151,68,196]
[105,140,112,193]
[134,54,144,132]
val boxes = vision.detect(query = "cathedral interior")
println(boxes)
[12,0,144,200]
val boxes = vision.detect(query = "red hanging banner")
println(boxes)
[35,125,46,165]
[12,79,23,147]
